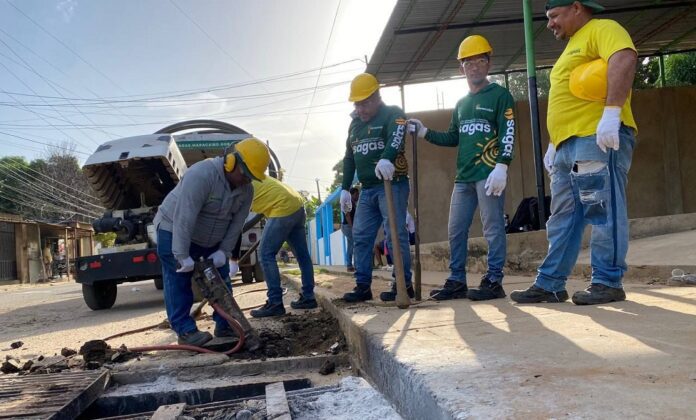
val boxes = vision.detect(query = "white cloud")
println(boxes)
[56,0,77,23]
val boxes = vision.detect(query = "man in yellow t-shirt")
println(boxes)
[511,0,637,306]
[248,177,316,317]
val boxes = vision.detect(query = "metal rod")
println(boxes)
[383,180,410,309]
[410,128,421,301]
[523,0,547,225]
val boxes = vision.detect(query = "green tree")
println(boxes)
[634,56,660,89]
[0,157,31,215]
[497,69,552,101]
[304,195,322,220]
[329,159,345,191]
[665,51,696,86]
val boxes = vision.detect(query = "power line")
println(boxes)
[289,0,343,176]
[0,131,92,156]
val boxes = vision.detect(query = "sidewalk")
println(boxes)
[284,267,696,418]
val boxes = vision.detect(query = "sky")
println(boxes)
[0,0,469,197]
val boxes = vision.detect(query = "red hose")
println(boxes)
[129,304,247,355]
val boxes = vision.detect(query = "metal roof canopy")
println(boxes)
[368,0,696,87]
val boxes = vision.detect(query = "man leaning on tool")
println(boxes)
[339,73,413,303]
[249,176,317,318]
[511,0,638,305]
[154,138,271,346]
[409,35,516,302]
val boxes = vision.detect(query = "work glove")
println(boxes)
[208,250,227,268]
[484,163,508,197]
[596,106,621,153]
[229,259,239,277]
[176,256,195,273]
[406,119,428,138]
[544,144,556,173]
[375,159,395,181]
[340,190,352,213]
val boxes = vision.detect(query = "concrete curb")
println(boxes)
[282,273,452,420]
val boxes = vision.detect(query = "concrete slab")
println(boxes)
[284,271,696,419]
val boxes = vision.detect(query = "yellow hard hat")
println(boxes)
[224,137,270,181]
[569,59,608,102]
[349,73,379,102]
[457,35,493,60]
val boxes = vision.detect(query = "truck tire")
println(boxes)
[83,282,117,310]
[154,277,164,290]
[253,263,265,283]
[241,266,254,284]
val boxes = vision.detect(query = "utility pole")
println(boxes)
[315,178,322,203]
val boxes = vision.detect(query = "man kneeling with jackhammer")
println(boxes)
[154,138,271,347]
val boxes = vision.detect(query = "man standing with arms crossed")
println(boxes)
[339,73,414,303]
[511,0,637,305]
[409,35,516,301]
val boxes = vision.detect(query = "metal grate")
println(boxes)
[0,222,17,281]
[0,370,109,419]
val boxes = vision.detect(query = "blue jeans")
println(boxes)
[156,229,231,336]
[352,180,412,287]
[448,180,507,284]
[260,207,314,304]
[341,224,354,268]
[535,125,635,292]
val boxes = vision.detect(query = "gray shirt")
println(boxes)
[154,156,253,262]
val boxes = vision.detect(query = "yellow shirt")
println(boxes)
[251,177,304,218]
[547,19,638,146]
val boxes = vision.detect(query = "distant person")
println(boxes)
[409,35,516,301]
[511,0,637,305]
[154,138,270,347]
[42,243,53,280]
[341,187,360,272]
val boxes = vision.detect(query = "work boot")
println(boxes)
[214,325,238,338]
[177,329,213,347]
[250,301,286,318]
[343,285,373,302]
[347,266,355,273]
[290,294,319,309]
[510,285,568,303]
[572,283,626,305]
[430,280,468,301]
[467,276,506,301]
[379,283,415,302]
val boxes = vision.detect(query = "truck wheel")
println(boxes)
[253,263,265,283]
[82,282,117,310]
[154,277,164,290]
[241,266,254,284]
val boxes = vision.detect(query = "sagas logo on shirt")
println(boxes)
[460,118,491,135]
[352,138,385,155]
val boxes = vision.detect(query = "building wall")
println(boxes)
[407,86,696,244]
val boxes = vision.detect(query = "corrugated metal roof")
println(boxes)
[368,0,696,86]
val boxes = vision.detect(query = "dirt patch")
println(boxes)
[234,311,346,360]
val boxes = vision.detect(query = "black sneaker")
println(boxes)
[177,329,213,346]
[467,277,506,301]
[379,283,415,302]
[572,283,626,305]
[510,285,569,303]
[430,280,468,301]
[290,294,319,309]
[250,301,286,318]
[343,285,373,302]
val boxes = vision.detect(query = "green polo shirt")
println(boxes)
[425,83,516,183]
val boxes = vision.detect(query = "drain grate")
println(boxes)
[0,369,109,419]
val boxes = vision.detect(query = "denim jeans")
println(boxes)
[447,180,506,284]
[352,180,412,287]
[341,224,354,268]
[156,229,230,336]
[259,207,314,304]
[535,125,635,292]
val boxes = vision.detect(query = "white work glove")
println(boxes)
[407,118,428,138]
[340,190,352,213]
[229,259,239,277]
[484,163,508,197]
[544,144,556,173]
[176,256,195,273]
[208,250,227,268]
[596,106,621,153]
[375,159,395,181]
